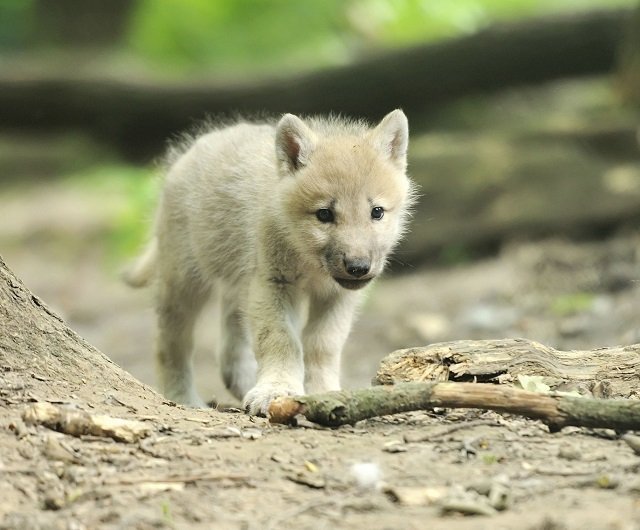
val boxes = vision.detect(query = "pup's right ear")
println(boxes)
[275,114,316,175]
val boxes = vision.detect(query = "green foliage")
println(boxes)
[549,292,594,317]
[126,0,637,75]
[364,0,636,44]
[1,0,636,74]
[127,0,351,73]
[0,0,34,48]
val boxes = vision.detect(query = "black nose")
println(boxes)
[344,257,370,278]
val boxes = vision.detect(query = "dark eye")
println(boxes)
[316,208,334,223]
[371,206,384,220]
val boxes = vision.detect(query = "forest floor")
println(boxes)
[2,173,640,530]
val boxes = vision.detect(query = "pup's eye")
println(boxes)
[316,208,334,223]
[371,206,384,220]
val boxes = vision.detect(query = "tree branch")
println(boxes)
[268,382,640,431]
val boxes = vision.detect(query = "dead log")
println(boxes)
[0,8,629,161]
[374,338,640,398]
[268,381,640,431]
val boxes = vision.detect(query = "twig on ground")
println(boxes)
[22,402,151,443]
[403,419,500,443]
[106,472,251,486]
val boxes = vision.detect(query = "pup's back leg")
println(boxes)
[219,306,257,401]
[155,267,211,407]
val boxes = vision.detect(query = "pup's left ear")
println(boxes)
[370,109,409,171]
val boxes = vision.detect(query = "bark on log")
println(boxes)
[268,381,640,431]
[373,338,640,398]
[0,9,629,161]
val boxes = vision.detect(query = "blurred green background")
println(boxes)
[1,0,638,262]
[1,0,636,75]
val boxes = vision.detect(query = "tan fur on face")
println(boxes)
[125,110,416,415]
[284,136,412,281]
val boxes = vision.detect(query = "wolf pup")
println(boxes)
[125,110,415,415]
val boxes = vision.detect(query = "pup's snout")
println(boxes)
[344,257,371,278]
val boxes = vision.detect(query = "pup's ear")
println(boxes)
[370,109,409,171]
[275,114,316,175]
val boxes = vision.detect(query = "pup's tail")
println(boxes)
[122,238,158,288]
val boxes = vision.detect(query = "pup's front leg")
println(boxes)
[303,292,359,394]
[243,279,305,416]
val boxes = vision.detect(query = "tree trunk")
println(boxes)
[0,8,629,161]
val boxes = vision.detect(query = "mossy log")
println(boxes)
[374,338,640,398]
[268,381,640,431]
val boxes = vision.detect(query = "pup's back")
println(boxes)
[156,122,278,286]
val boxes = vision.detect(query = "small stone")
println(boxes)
[385,486,447,506]
[43,494,66,510]
[241,428,263,440]
[383,440,407,453]
[558,446,582,461]
[488,482,510,511]
[622,434,640,455]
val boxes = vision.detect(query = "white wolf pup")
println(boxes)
[125,109,415,415]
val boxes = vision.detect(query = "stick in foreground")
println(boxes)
[268,382,640,431]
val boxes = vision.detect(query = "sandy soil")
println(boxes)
[2,184,640,529]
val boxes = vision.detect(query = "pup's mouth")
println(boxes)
[333,277,373,290]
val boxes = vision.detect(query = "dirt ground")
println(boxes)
[2,183,640,529]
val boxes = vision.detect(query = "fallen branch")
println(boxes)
[268,382,640,431]
[22,401,151,443]
[106,472,251,486]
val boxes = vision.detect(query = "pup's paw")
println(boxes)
[242,382,302,416]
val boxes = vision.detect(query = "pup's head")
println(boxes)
[276,110,415,291]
